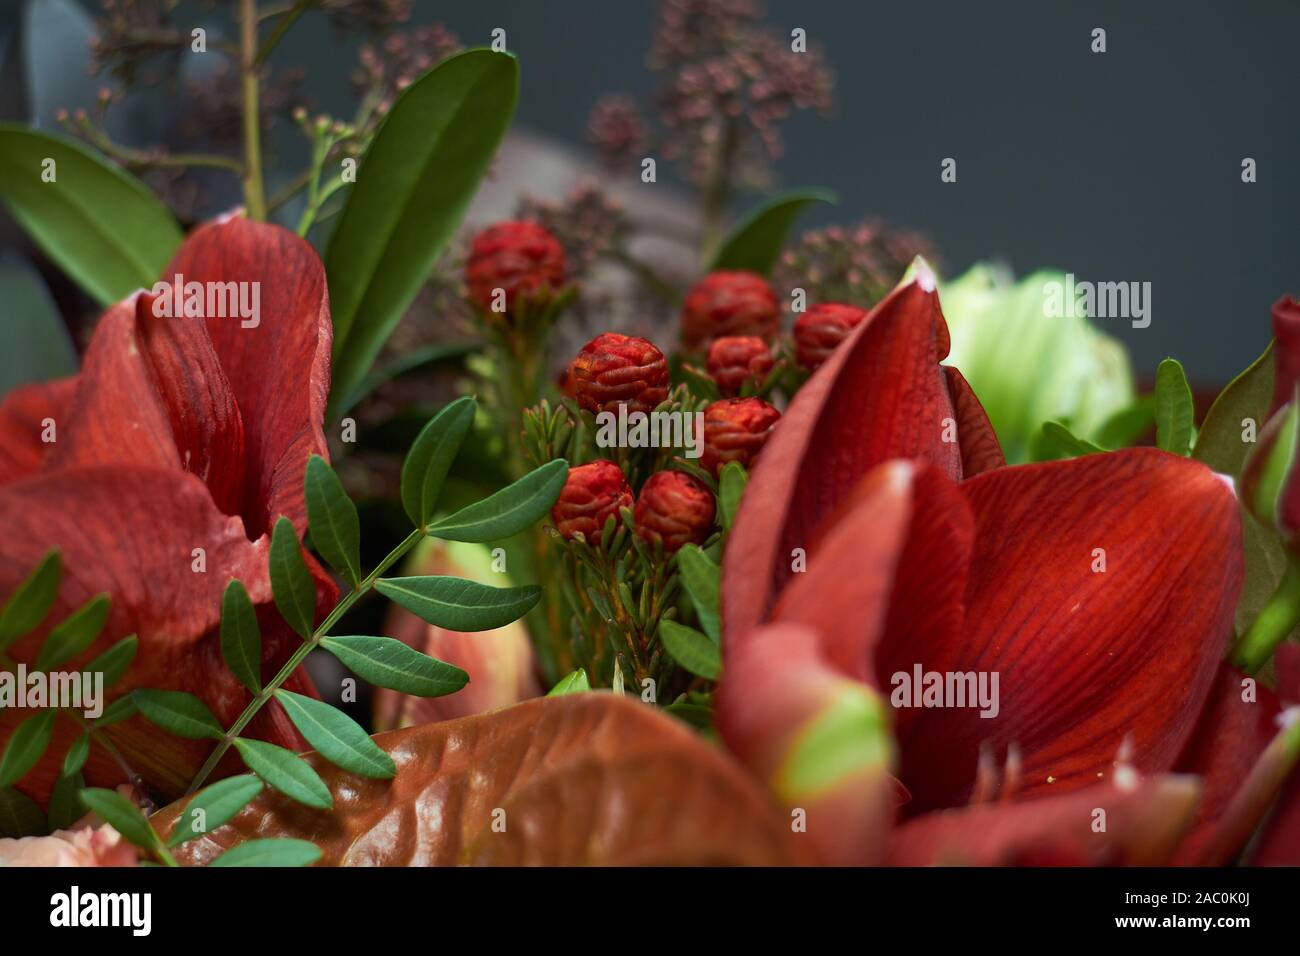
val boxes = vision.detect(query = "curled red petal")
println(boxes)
[943,366,1005,476]
[1269,295,1300,416]
[0,377,75,485]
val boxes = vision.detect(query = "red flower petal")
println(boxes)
[943,366,1005,476]
[0,378,75,485]
[1269,295,1300,416]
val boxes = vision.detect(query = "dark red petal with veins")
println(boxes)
[722,274,969,643]
[944,366,1005,476]
[0,466,326,805]
[0,377,75,485]
[164,217,332,537]
[886,775,1200,866]
[888,449,1241,813]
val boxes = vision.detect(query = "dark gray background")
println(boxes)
[6,0,1299,387]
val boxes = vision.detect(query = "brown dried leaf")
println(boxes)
[156,693,798,865]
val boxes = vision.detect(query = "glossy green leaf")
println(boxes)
[304,455,362,586]
[708,188,836,274]
[232,738,333,810]
[166,774,264,848]
[427,459,568,542]
[94,695,137,728]
[34,593,109,670]
[1155,357,1195,456]
[401,396,476,529]
[131,689,224,741]
[676,544,721,644]
[375,576,541,632]
[718,462,748,532]
[326,50,519,417]
[79,787,157,850]
[1194,342,1274,476]
[62,732,90,777]
[0,125,182,305]
[0,258,76,396]
[274,690,395,779]
[0,786,47,837]
[546,668,591,696]
[1036,420,1106,460]
[0,549,61,651]
[209,837,322,868]
[0,710,56,788]
[220,580,262,694]
[319,635,467,697]
[658,619,722,680]
[269,516,316,638]
[83,634,137,688]
[46,771,86,832]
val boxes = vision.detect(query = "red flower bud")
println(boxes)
[794,302,868,370]
[700,397,781,474]
[707,335,774,396]
[634,471,716,553]
[465,220,566,315]
[680,270,780,351]
[564,332,669,416]
[551,460,633,542]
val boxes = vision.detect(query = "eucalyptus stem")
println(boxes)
[239,0,267,220]
[185,528,424,796]
[1231,558,1300,674]
[66,709,141,797]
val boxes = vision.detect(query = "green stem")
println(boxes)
[256,0,312,65]
[239,0,267,220]
[1231,558,1300,673]
[185,528,424,796]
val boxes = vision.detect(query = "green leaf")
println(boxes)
[84,634,137,688]
[47,772,86,831]
[131,689,224,740]
[62,732,90,777]
[676,544,721,644]
[79,787,157,850]
[0,258,77,396]
[304,455,362,586]
[326,50,519,417]
[1037,420,1106,460]
[166,775,264,848]
[401,396,477,529]
[546,669,590,696]
[95,695,137,728]
[269,516,316,638]
[209,837,322,868]
[427,459,568,542]
[708,188,836,274]
[375,576,541,631]
[1155,357,1195,456]
[0,709,56,788]
[658,619,722,680]
[719,462,747,532]
[320,635,467,697]
[274,690,395,779]
[0,125,183,305]
[0,786,47,837]
[1194,342,1274,477]
[220,580,262,694]
[34,593,109,670]
[340,341,477,414]
[0,549,60,651]
[232,738,333,810]
[1094,395,1156,450]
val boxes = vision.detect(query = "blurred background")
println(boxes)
[0,0,1297,391]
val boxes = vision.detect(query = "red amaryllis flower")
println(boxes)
[680,270,779,351]
[706,335,773,396]
[715,264,1284,866]
[634,471,715,553]
[793,301,867,370]
[564,332,669,416]
[0,216,336,806]
[551,459,634,542]
[700,397,780,474]
[1242,295,1300,542]
[464,220,567,316]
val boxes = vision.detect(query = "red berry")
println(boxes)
[680,271,780,351]
[634,471,716,553]
[551,460,633,542]
[794,302,868,370]
[707,335,775,396]
[700,397,781,474]
[564,332,669,416]
[465,221,566,316]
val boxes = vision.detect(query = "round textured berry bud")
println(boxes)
[794,302,868,370]
[564,332,669,416]
[634,471,716,553]
[465,220,566,316]
[707,335,775,396]
[680,270,780,351]
[700,397,781,474]
[551,460,633,542]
